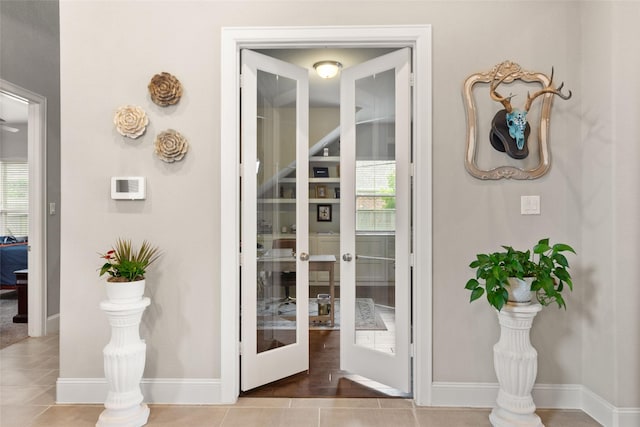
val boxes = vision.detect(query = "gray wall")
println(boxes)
[0,123,28,160]
[56,0,639,410]
[0,0,61,315]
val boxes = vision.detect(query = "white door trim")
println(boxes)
[220,25,433,405]
[0,79,47,337]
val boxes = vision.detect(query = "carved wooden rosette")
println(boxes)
[148,72,183,107]
[114,105,149,139]
[463,61,556,180]
[154,129,189,163]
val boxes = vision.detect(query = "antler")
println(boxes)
[489,70,516,113]
[524,67,572,111]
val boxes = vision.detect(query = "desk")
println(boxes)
[13,269,28,323]
[258,254,336,326]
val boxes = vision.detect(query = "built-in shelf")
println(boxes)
[309,177,341,184]
[309,156,340,163]
[259,199,297,204]
[309,198,340,204]
[260,198,340,204]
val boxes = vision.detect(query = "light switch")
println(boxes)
[521,195,540,215]
[49,202,56,215]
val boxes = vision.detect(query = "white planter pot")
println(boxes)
[507,277,533,305]
[98,280,150,427]
[105,279,145,304]
[490,303,543,427]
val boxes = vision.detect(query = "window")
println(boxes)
[355,160,395,231]
[0,161,29,236]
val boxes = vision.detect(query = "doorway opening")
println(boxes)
[219,25,433,405]
[0,80,48,339]
[242,48,411,398]
[240,47,412,398]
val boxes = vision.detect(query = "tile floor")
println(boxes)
[0,334,602,426]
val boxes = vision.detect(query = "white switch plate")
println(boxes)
[521,195,540,215]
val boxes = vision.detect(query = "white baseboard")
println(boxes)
[431,382,640,427]
[614,409,640,427]
[581,387,640,427]
[430,381,498,408]
[430,381,581,409]
[56,378,222,405]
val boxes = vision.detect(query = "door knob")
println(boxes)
[299,252,310,261]
[342,253,353,262]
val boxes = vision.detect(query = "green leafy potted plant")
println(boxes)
[464,238,575,311]
[99,238,161,302]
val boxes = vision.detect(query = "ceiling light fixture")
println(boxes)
[313,61,343,79]
[0,118,19,133]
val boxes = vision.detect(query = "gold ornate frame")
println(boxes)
[463,61,556,180]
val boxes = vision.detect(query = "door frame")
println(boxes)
[220,25,433,405]
[0,79,48,337]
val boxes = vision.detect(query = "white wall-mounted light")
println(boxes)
[313,61,343,79]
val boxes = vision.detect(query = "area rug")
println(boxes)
[0,290,28,349]
[257,298,388,331]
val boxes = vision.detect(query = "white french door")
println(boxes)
[240,47,413,393]
[339,48,413,393]
[240,50,310,391]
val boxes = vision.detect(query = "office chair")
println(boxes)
[272,238,296,305]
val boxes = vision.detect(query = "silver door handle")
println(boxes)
[299,252,309,261]
[342,253,353,262]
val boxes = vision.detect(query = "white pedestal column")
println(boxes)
[97,297,150,427]
[489,303,543,427]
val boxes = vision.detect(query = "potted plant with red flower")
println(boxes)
[98,238,161,303]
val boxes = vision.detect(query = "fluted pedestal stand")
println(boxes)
[489,303,543,427]
[97,297,150,427]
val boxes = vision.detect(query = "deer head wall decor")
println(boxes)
[463,61,574,180]
[489,64,572,160]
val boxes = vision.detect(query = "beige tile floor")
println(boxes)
[0,334,602,426]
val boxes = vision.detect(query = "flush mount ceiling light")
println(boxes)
[0,118,19,133]
[313,61,343,79]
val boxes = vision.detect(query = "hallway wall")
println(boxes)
[0,0,62,317]
[57,0,639,415]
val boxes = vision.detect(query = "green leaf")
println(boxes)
[555,294,566,309]
[554,268,570,281]
[530,279,542,292]
[553,253,569,267]
[553,243,576,254]
[465,279,479,290]
[541,277,555,293]
[470,287,484,302]
[565,277,573,291]
[534,240,551,254]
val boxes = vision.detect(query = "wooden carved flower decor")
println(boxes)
[148,72,183,107]
[155,129,189,163]
[114,105,149,139]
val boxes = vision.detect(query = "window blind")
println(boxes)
[355,160,396,232]
[0,161,29,236]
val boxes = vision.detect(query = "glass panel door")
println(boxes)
[241,50,309,391]
[340,48,412,393]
